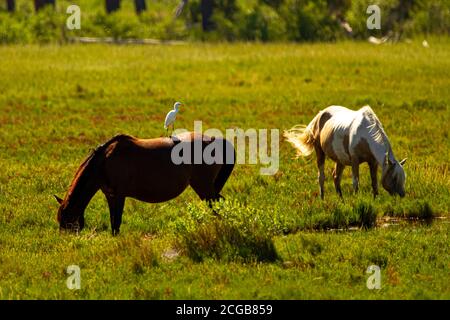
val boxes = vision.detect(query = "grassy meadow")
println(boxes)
[0,40,449,299]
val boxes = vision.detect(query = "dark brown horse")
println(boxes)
[54,132,235,235]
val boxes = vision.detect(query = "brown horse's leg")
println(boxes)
[214,162,235,196]
[369,161,379,198]
[333,162,345,198]
[190,178,222,209]
[315,145,326,199]
[106,194,125,236]
[191,184,219,203]
[191,140,235,209]
[205,195,224,210]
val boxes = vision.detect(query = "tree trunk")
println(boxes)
[134,0,146,14]
[385,0,417,38]
[201,0,214,31]
[7,0,15,12]
[34,0,55,12]
[106,0,121,14]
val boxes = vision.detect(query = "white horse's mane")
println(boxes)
[361,106,389,146]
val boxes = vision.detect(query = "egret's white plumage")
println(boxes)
[164,102,182,135]
[164,101,181,129]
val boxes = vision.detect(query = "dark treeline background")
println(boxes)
[0,0,448,43]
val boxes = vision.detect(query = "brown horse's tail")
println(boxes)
[214,138,236,195]
[283,112,320,157]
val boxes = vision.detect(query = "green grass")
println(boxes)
[0,40,449,299]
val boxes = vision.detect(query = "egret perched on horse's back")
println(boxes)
[164,102,182,136]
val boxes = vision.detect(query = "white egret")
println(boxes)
[164,101,182,136]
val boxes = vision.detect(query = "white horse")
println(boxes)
[284,106,406,199]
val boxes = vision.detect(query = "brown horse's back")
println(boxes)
[101,132,231,203]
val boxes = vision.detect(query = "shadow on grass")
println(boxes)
[297,200,377,232]
[382,200,435,225]
[178,219,279,263]
[174,201,280,263]
[174,199,438,263]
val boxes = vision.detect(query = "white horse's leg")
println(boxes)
[351,161,360,193]
[369,161,378,198]
[333,162,345,198]
[316,147,326,199]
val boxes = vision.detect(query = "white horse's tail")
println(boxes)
[283,112,321,157]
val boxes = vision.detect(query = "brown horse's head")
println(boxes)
[54,142,108,233]
[54,195,85,232]
[381,153,407,197]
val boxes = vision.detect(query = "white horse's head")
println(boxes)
[381,152,407,197]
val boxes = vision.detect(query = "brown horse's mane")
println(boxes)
[62,134,133,208]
